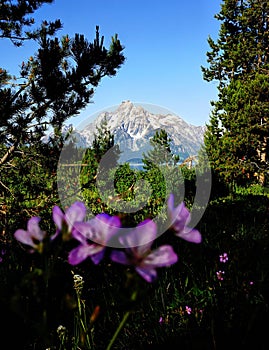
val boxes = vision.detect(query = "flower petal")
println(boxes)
[119,219,156,252]
[167,193,175,213]
[68,242,105,265]
[14,217,45,248]
[176,227,202,244]
[110,250,130,265]
[65,201,87,230]
[176,202,191,226]
[167,194,183,220]
[27,217,45,240]
[52,206,64,230]
[168,194,190,224]
[91,250,105,265]
[168,195,202,243]
[14,229,36,247]
[72,221,94,242]
[68,245,89,265]
[143,245,178,267]
[95,214,121,242]
[135,266,157,283]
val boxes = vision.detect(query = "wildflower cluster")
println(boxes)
[216,252,229,281]
[159,305,204,329]
[14,193,201,283]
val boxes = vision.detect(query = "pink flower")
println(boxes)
[185,306,192,315]
[14,217,46,253]
[167,194,202,243]
[219,252,228,263]
[110,219,178,283]
[216,270,225,281]
[52,201,87,240]
[68,213,121,265]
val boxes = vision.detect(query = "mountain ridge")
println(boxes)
[43,101,206,164]
[78,101,206,162]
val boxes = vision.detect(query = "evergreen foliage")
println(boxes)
[79,119,121,214]
[142,129,179,170]
[0,24,124,165]
[0,0,55,45]
[202,0,269,186]
[140,129,183,219]
[0,0,125,235]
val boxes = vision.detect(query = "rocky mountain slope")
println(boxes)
[78,100,206,162]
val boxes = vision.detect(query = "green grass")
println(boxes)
[1,190,269,349]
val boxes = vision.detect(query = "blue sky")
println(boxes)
[1,0,222,127]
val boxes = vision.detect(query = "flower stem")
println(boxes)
[105,311,130,350]
[106,290,137,350]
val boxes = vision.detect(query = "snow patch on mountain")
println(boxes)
[43,101,206,163]
[78,101,206,162]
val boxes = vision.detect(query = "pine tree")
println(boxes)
[202,0,269,186]
[92,118,120,164]
[141,129,181,215]
[79,118,121,213]
[0,19,125,166]
[0,1,125,224]
[0,0,56,46]
[92,117,121,181]
[142,129,179,171]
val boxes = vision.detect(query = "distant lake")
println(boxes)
[129,163,144,171]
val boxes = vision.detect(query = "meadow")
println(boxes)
[1,156,269,350]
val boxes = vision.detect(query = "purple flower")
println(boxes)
[52,201,87,240]
[167,194,202,244]
[219,252,228,263]
[110,219,178,283]
[68,213,121,265]
[14,217,46,253]
[0,249,6,263]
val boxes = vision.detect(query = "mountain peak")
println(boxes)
[79,102,205,163]
[115,100,146,119]
[120,100,133,107]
